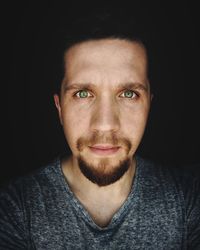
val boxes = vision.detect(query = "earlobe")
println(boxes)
[53,94,63,125]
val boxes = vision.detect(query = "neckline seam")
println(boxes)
[55,155,140,231]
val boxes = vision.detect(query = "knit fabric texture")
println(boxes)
[0,155,200,249]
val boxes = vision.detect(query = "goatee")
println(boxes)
[78,156,131,186]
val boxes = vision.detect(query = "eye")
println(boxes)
[120,90,137,99]
[75,90,92,98]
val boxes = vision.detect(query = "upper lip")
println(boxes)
[89,144,120,149]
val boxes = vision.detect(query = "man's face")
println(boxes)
[54,39,151,186]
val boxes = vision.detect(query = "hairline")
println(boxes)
[58,37,148,96]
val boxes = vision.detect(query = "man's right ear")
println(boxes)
[53,94,63,125]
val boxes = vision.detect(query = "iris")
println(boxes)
[124,90,135,98]
[78,90,88,98]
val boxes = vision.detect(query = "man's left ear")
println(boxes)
[151,94,154,101]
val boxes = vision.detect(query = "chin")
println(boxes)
[77,155,131,187]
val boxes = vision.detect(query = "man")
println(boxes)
[0,10,200,249]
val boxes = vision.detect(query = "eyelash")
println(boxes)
[73,89,139,100]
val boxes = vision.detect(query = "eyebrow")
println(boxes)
[63,81,149,93]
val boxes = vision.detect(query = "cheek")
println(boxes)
[61,105,90,139]
[121,107,148,135]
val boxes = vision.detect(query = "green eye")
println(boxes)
[77,90,89,98]
[122,90,136,98]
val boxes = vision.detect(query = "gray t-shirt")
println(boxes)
[0,156,200,249]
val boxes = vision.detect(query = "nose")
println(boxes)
[90,95,120,133]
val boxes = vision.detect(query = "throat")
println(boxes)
[83,201,124,228]
[61,155,136,227]
[77,194,128,228]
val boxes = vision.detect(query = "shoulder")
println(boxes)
[0,157,61,206]
[136,155,200,216]
[137,156,200,247]
[137,155,200,222]
[136,155,200,193]
[0,157,62,235]
[0,159,60,248]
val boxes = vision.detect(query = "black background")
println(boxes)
[1,2,200,187]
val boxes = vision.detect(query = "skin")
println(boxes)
[54,38,152,227]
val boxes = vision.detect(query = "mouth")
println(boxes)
[88,144,121,156]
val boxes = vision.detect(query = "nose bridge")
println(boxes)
[90,93,120,132]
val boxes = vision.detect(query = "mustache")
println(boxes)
[76,132,131,152]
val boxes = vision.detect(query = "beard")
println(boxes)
[76,131,132,186]
[77,155,131,187]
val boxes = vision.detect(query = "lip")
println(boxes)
[89,145,120,155]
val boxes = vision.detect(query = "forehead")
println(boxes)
[63,39,148,85]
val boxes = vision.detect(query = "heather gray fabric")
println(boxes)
[0,155,200,249]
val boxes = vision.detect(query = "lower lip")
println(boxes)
[89,147,120,155]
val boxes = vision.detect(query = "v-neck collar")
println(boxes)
[56,155,141,231]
